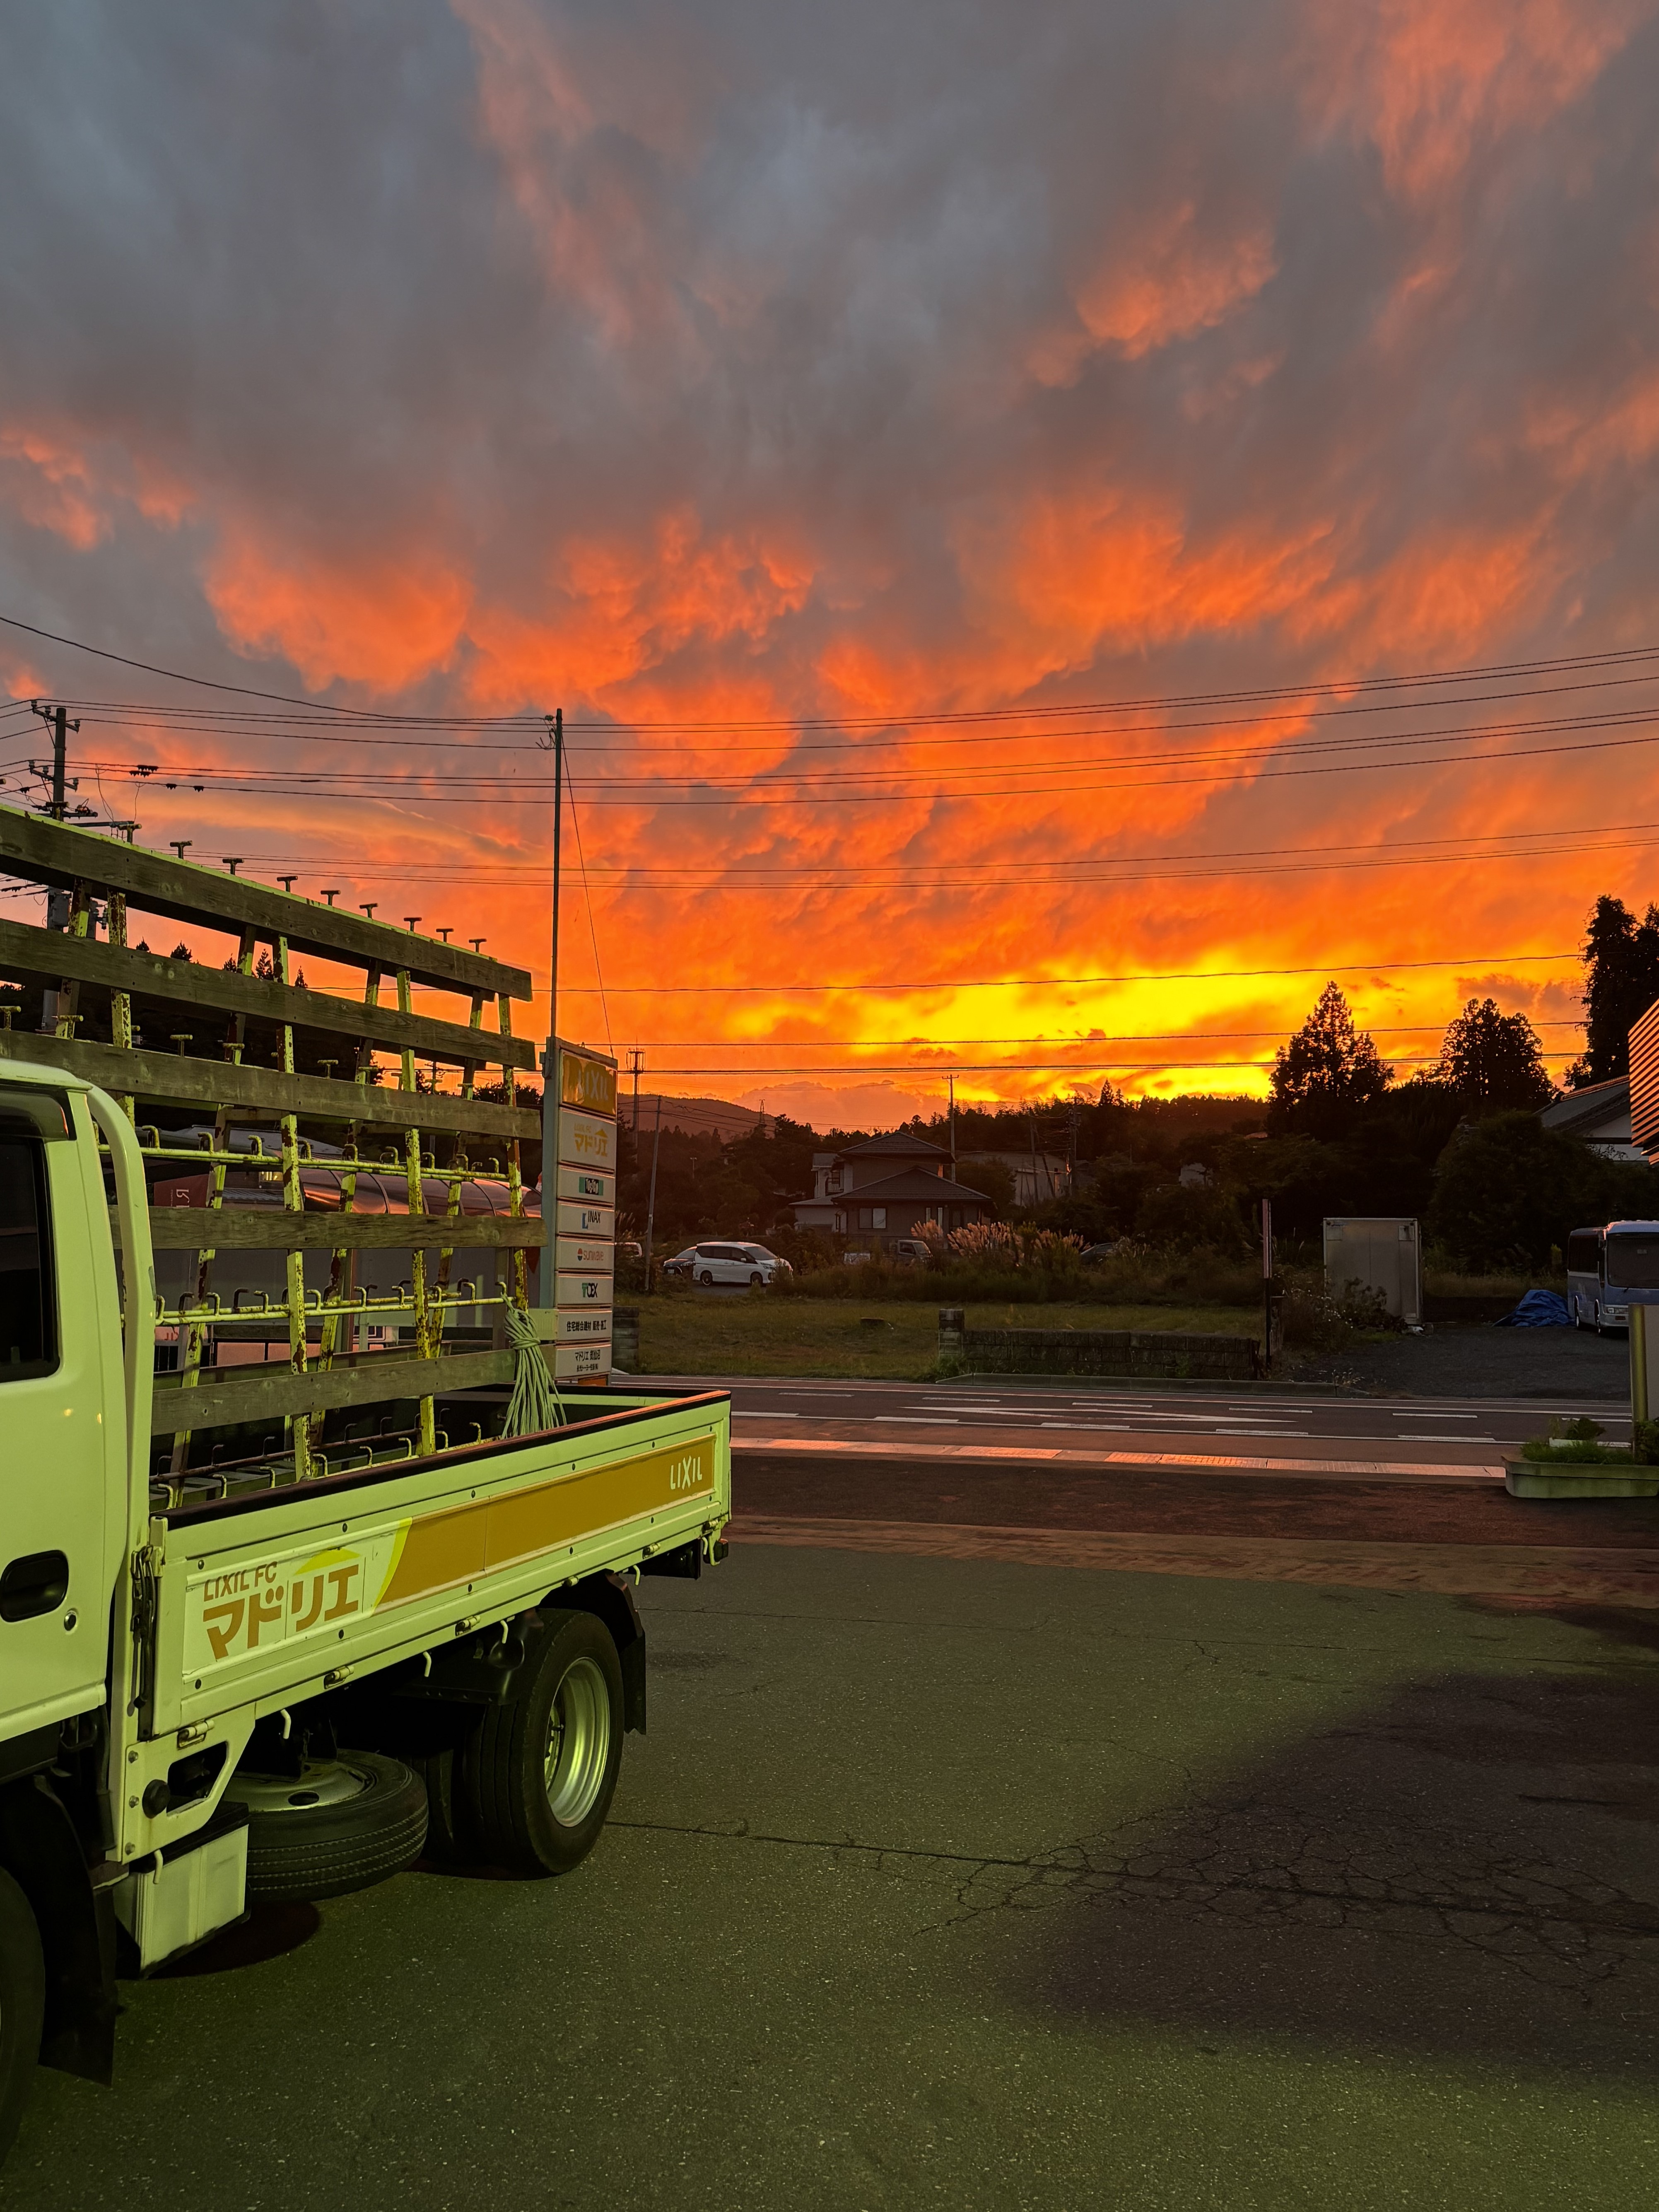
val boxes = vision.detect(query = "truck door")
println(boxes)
[0,1089,109,1742]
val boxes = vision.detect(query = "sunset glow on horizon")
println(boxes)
[5,0,1658,1124]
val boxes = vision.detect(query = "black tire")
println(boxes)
[0,1867,43,2167]
[463,1610,623,1877]
[749,1271,764,1286]
[698,1268,715,1286]
[403,1742,478,1864]
[225,1751,428,1902]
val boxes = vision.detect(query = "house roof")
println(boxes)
[837,1168,991,1205]
[1541,1077,1630,1139]
[836,1131,951,1163]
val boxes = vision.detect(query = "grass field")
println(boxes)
[628,1292,1260,1380]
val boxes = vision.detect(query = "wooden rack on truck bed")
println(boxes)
[0,801,563,1491]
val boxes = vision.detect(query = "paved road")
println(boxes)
[12,1544,1659,2211]
[699,1375,1659,1560]
[644,1373,1633,1455]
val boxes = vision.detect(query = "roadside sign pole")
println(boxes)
[644,1094,663,1290]
[1261,1198,1275,1375]
[539,707,564,1313]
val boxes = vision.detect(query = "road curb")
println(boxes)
[731,1435,1506,1485]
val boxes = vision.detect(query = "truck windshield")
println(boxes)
[1604,1235,1659,1291]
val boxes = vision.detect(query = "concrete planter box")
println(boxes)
[939,1314,1259,1381]
[1504,1456,1659,1498]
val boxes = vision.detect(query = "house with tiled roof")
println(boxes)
[789,1130,993,1250]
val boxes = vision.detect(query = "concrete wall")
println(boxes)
[938,1309,1259,1379]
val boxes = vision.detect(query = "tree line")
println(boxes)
[593,890,1659,1271]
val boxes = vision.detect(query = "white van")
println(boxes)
[1566,1221,1659,1332]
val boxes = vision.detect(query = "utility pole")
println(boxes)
[948,1072,956,1170]
[644,1094,664,1291]
[31,701,80,935]
[48,703,67,823]
[1261,1198,1278,1375]
[31,703,81,1029]
[627,1046,643,1134]
[538,709,564,1312]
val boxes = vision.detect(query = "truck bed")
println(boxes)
[146,1387,730,1738]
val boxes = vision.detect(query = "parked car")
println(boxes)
[662,1241,793,1286]
[889,1237,933,1265]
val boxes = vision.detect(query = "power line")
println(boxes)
[520,949,1579,996]
[117,825,1659,895]
[55,697,1659,789]
[123,815,1659,888]
[50,661,1659,755]
[630,1054,1468,1075]
[609,1023,1584,1044]
[60,716,1659,806]
[11,606,1659,732]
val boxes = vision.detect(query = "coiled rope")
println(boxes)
[502,1304,566,1438]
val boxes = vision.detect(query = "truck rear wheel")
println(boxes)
[464,1610,623,1876]
[226,1751,428,1902]
[0,1866,44,2163]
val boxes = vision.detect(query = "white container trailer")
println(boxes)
[1323,1216,1422,1324]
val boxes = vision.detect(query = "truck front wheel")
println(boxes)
[465,1611,623,1876]
[0,1866,44,2163]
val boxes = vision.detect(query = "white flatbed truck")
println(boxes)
[0,810,730,2159]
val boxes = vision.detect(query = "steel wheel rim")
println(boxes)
[543,1655,610,1826]
[231,1759,377,1815]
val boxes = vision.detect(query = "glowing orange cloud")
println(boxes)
[202,531,473,697]
[0,420,190,552]
[2,0,1654,1123]
[1302,0,1642,200]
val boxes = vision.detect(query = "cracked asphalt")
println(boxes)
[10,1543,1659,2211]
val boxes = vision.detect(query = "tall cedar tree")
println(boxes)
[1567,895,1659,1087]
[1437,998,1553,1111]
[1267,982,1391,1138]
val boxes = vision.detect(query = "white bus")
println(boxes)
[1565,1220,1659,1332]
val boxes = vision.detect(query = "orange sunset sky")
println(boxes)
[4,0,1659,1125]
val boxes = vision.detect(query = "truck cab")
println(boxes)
[1,1073,131,1763]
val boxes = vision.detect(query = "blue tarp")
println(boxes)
[1495,1288,1571,1327]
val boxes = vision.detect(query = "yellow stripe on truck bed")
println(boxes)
[183,1436,716,1678]
[380,1437,715,1607]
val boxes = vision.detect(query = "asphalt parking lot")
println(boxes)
[10,1541,1659,2211]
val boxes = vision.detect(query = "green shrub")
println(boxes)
[1517,1415,1643,1464]
[1278,1279,1354,1351]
